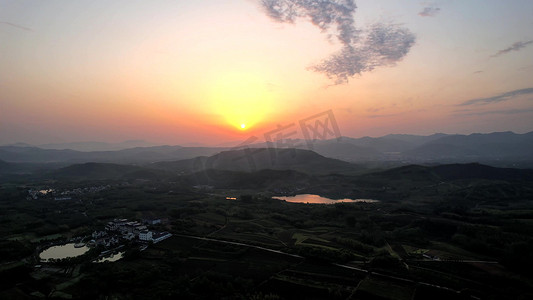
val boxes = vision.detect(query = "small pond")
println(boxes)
[95,252,124,263]
[39,243,89,262]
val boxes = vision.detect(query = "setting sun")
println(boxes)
[207,70,275,131]
[1,0,532,145]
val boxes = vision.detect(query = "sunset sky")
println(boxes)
[1,0,533,145]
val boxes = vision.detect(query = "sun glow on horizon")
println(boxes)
[208,71,275,131]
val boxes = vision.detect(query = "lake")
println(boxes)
[39,243,89,262]
[273,194,379,204]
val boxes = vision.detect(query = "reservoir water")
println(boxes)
[95,252,124,263]
[273,194,379,204]
[39,243,89,262]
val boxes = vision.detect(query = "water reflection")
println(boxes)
[95,252,124,263]
[273,194,379,204]
[39,243,89,261]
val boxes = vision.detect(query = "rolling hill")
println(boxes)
[50,163,171,180]
[151,148,361,175]
[372,163,533,182]
[183,168,313,190]
[0,159,12,173]
[2,131,532,168]
[405,131,533,160]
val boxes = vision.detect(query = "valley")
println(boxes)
[1,145,533,299]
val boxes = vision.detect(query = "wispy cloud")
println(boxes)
[473,70,483,74]
[418,6,440,17]
[367,106,384,113]
[366,113,401,119]
[454,108,533,116]
[458,88,533,106]
[259,0,416,84]
[491,40,533,58]
[0,21,32,31]
[366,108,425,119]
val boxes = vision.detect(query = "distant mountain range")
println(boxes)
[0,145,222,164]
[272,131,533,165]
[0,131,532,168]
[5,140,158,152]
[2,142,533,198]
[38,149,355,184]
[305,131,533,163]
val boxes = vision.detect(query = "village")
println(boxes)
[88,218,172,249]
[37,217,172,266]
[27,185,110,201]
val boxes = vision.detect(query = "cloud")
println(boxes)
[517,65,533,72]
[454,108,533,116]
[458,87,533,106]
[491,40,533,58]
[418,6,440,17]
[366,113,401,119]
[367,106,384,113]
[0,21,32,31]
[259,0,416,84]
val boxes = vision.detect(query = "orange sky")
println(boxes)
[1,0,533,145]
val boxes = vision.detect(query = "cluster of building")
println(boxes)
[138,231,173,243]
[91,218,171,245]
[27,185,110,201]
[69,185,110,194]
[27,189,55,200]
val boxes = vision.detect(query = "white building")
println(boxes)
[139,231,153,241]
[152,232,172,243]
[121,221,142,234]
[134,225,148,236]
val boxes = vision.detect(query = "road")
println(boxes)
[172,233,481,298]
[173,233,302,258]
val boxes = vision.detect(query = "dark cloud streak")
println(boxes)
[454,108,533,116]
[491,40,533,58]
[0,21,32,31]
[418,6,440,17]
[260,0,415,84]
[458,88,533,106]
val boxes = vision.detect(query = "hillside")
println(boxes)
[304,141,381,161]
[51,163,170,180]
[151,148,361,175]
[183,169,313,190]
[372,163,533,182]
[0,159,12,174]
[0,159,9,168]
[405,131,533,161]
[249,131,533,165]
